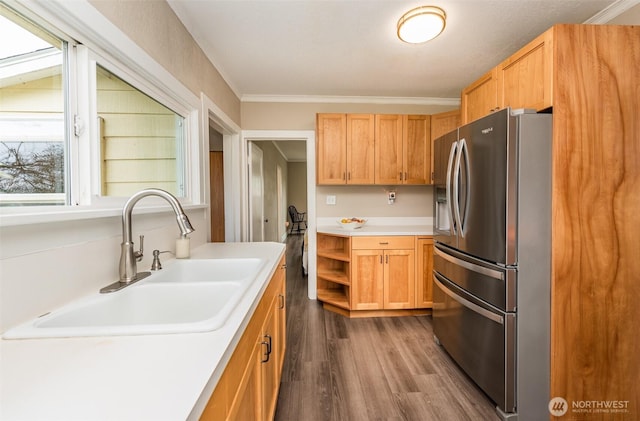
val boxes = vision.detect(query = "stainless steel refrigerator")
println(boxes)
[433,108,551,421]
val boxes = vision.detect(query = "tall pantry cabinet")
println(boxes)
[549,24,639,420]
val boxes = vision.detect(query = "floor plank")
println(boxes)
[275,235,500,421]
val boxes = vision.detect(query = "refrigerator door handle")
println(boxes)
[446,141,458,235]
[453,138,468,237]
[459,138,470,236]
[433,274,504,325]
[434,246,504,280]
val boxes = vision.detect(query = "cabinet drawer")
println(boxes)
[352,236,415,250]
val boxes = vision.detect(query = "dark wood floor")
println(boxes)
[275,235,500,421]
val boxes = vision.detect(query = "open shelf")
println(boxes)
[317,233,352,310]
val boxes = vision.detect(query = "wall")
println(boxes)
[287,162,307,214]
[242,101,457,219]
[89,0,240,125]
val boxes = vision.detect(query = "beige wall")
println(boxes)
[287,162,307,214]
[608,3,640,24]
[89,0,241,125]
[241,101,457,130]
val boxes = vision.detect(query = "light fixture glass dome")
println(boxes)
[397,6,446,44]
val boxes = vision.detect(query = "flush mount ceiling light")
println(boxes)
[397,6,446,44]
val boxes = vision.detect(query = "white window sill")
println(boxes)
[0,204,207,227]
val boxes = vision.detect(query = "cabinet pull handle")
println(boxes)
[261,340,270,363]
[348,172,351,181]
[385,255,389,264]
[380,255,383,264]
[379,242,389,245]
[343,172,346,181]
[399,172,403,180]
[404,172,407,180]
[278,294,285,309]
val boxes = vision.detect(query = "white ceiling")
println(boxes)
[167,0,631,102]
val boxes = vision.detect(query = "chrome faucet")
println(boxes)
[100,188,194,293]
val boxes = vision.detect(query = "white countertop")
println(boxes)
[317,217,433,236]
[0,242,286,421]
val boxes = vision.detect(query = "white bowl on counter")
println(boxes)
[337,218,367,230]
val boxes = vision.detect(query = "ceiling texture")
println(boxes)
[166,0,634,102]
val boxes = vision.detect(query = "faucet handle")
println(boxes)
[134,235,144,261]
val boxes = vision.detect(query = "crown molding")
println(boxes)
[241,94,460,106]
[583,0,640,23]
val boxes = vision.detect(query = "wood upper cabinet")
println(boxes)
[346,114,375,184]
[497,29,553,112]
[461,68,498,124]
[375,114,431,185]
[316,113,374,185]
[374,114,403,184]
[316,114,347,184]
[415,237,434,309]
[461,27,554,124]
[402,115,431,185]
[430,110,460,183]
[318,113,430,185]
[351,236,415,310]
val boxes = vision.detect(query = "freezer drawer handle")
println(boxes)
[434,274,504,325]
[434,247,503,280]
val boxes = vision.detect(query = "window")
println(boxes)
[96,65,185,198]
[0,8,67,206]
[0,4,192,211]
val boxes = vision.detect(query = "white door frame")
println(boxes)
[242,130,317,300]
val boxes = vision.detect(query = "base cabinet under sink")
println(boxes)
[200,256,286,421]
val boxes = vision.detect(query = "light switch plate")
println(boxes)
[326,195,336,205]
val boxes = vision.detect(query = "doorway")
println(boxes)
[209,124,225,242]
[242,130,317,300]
[248,142,265,242]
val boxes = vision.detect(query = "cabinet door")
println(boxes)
[346,114,375,184]
[383,249,415,309]
[430,110,460,183]
[351,250,384,310]
[227,341,262,421]
[275,272,286,374]
[316,114,347,185]
[260,304,279,421]
[374,114,403,184]
[461,68,498,124]
[498,29,553,112]
[403,115,430,185]
[415,238,434,309]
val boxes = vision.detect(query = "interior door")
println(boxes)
[249,142,264,242]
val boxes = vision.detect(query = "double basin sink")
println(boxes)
[3,258,268,339]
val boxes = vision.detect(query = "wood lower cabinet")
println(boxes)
[318,233,431,317]
[316,233,351,310]
[415,237,434,309]
[200,256,286,421]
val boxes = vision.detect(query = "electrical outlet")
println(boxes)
[326,195,337,205]
[388,190,396,204]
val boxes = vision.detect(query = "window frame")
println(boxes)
[0,0,204,225]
